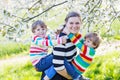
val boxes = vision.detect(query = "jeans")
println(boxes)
[64,59,80,79]
[36,54,79,79]
[44,58,80,79]
[35,54,53,71]
[45,65,56,79]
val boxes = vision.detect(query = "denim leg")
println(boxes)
[40,72,45,80]
[64,59,79,79]
[45,65,56,79]
[35,54,53,71]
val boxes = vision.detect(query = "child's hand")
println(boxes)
[61,36,67,44]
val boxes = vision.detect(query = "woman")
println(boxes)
[50,11,82,80]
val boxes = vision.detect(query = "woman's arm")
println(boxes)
[52,46,72,79]
[56,69,72,79]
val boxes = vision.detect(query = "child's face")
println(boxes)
[34,26,47,38]
[84,38,96,48]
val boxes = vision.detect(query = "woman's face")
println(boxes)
[66,17,81,34]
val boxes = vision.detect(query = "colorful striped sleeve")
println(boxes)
[76,42,95,55]
[68,33,83,45]
[32,35,62,47]
[68,33,95,56]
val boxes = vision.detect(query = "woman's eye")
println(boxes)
[70,22,73,24]
[76,22,80,24]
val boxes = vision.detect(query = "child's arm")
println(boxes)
[68,33,83,44]
[68,33,95,56]
[75,41,95,56]
[32,35,66,47]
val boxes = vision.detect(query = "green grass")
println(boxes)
[0,50,120,80]
[0,61,41,80]
[0,41,30,59]
[84,50,120,80]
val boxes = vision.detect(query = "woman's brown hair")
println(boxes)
[55,11,82,34]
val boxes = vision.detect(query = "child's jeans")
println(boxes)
[35,54,53,71]
[35,54,80,79]
[45,65,56,79]
[44,58,80,79]
[64,59,80,79]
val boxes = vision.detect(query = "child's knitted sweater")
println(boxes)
[30,35,62,66]
[68,33,95,74]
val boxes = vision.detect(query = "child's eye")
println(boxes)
[42,28,45,30]
[37,29,40,31]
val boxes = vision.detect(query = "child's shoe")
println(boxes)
[79,75,90,80]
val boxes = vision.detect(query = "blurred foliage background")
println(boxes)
[0,0,120,42]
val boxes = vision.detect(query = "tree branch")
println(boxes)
[23,0,68,22]
[4,10,24,20]
[85,0,91,6]
[0,22,14,28]
[89,0,102,13]
[28,0,42,11]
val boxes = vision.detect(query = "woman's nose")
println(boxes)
[73,24,77,28]
[72,24,76,27]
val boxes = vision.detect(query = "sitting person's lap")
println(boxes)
[41,72,69,80]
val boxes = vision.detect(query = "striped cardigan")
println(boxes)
[30,35,62,66]
[53,33,77,70]
[68,33,95,74]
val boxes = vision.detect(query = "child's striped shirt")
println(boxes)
[68,33,95,74]
[30,35,62,66]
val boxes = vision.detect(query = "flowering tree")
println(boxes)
[0,0,120,41]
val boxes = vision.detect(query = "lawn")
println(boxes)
[0,50,120,80]
[0,61,41,80]
[84,50,120,80]
[0,41,29,59]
